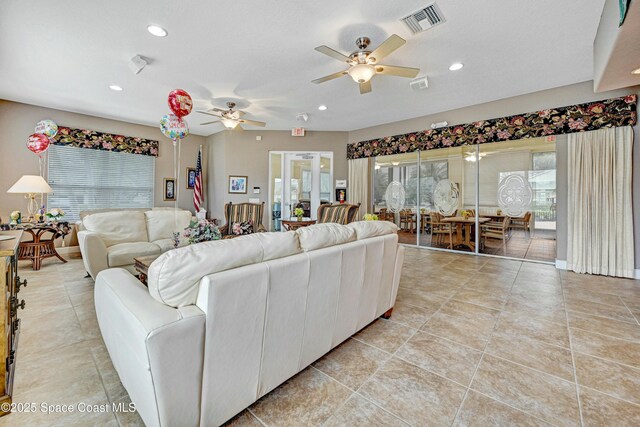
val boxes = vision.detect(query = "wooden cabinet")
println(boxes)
[0,231,24,417]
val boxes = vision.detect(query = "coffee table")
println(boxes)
[133,254,160,285]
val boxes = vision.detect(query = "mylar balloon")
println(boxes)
[27,133,51,155]
[34,119,58,138]
[167,89,193,118]
[160,114,189,140]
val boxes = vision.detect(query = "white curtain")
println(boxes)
[348,158,371,219]
[567,126,634,278]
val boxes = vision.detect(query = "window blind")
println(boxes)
[47,145,155,222]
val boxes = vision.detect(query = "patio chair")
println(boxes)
[480,216,511,254]
[510,211,532,235]
[429,212,453,249]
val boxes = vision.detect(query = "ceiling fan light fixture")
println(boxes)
[348,64,376,83]
[221,118,238,129]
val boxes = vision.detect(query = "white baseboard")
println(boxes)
[57,245,80,255]
[555,259,567,270]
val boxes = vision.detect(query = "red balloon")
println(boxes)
[167,89,193,118]
[27,133,50,155]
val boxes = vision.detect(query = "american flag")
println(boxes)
[193,146,204,213]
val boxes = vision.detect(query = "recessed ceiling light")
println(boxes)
[109,85,123,91]
[449,63,464,71]
[147,25,168,37]
[318,105,327,111]
[632,67,640,75]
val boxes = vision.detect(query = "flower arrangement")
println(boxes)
[46,208,65,221]
[363,213,379,221]
[182,219,221,245]
[293,207,304,219]
[459,210,472,219]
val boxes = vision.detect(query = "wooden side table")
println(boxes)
[134,254,160,285]
[17,224,69,271]
[281,218,316,231]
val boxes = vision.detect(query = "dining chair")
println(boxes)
[429,212,453,249]
[480,216,511,254]
[399,209,415,232]
[510,211,532,235]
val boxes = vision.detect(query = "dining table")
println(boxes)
[441,216,490,251]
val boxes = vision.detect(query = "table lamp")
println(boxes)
[7,175,53,221]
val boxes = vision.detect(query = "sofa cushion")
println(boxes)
[251,231,301,261]
[148,236,263,307]
[296,223,356,252]
[145,210,192,242]
[107,242,162,267]
[347,221,398,240]
[147,232,302,307]
[83,211,149,246]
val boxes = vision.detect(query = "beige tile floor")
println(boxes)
[3,248,640,426]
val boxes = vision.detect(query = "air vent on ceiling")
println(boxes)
[401,3,445,35]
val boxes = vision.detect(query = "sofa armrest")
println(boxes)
[78,230,108,279]
[95,268,205,427]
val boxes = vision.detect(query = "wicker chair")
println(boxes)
[316,203,360,225]
[220,202,267,237]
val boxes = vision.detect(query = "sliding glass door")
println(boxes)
[371,137,557,263]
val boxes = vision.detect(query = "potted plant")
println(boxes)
[293,207,304,221]
[363,213,379,221]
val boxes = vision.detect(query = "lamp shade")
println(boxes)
[7,175,53,194]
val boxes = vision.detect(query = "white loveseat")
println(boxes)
[78,209,192,279]
[94,221,404,427]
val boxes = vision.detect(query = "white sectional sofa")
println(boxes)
[94,221,404,427]
[78,209,192,279]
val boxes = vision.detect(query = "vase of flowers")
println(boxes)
[363,213,379,221]
[9,211,21,225]
[46,208,65,222]
[460,210,472,219]
[293,207,304,221]
[182,219,221,246]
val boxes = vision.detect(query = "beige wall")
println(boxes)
[0,100,207,224]
[206,130,349,224]
[350,81,640,268]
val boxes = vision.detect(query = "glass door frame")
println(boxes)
[268,151,334,231]
[373,144,556,264]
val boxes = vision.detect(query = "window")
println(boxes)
[47,145,155,221]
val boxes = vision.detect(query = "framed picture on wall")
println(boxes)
[228,175,248,194]
[186,167,196,189]
[164,178,176,201]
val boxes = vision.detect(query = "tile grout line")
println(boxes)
[561,275,585,427]
[448,261,523,426]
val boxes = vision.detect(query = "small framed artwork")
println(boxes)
[228,175,248,194]
[164,178,176,201]
[186,167,196,189]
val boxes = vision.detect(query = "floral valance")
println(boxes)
[347,95,637,160]
[53,126,159,157]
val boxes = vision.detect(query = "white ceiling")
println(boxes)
[0,0,605,136]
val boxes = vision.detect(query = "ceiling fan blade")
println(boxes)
[314,45,351,63]
[197,110,222,118]
[200,120,221,125]
[359,80,372,94]
[239,118,266,127]
[368,34,406,64]
[375,64,420,78]
[312,70,348,84]
[234,124,244,131]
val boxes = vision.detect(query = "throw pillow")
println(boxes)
[232,220,254,235]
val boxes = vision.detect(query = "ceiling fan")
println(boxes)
[198,102,266,130]
[312,34,420,94]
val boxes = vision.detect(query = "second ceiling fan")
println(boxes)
[198,102,266,131]
[312,34,420,94]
